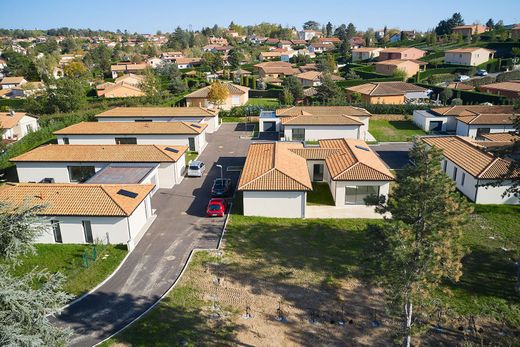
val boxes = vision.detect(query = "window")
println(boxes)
[443,160,447,173]
[134,119,152,122]
[82,221,93,244]
[51,220,62,243]
[461,172,466,186]
[63,137,70,144]
[476,128,491,140]
[188,137,196,151]
[345,186,380,205]
[292,128,305,141]
[453,167,458,181]
[26,124,33,133]
[115,137,137,144]
[68,166,96,183]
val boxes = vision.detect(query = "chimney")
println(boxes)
[8,110,15,117]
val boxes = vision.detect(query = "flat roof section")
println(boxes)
[85,165,156,184]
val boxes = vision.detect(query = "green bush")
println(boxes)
[427,73,455,84]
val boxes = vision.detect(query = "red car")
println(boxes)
[206,198,227,217]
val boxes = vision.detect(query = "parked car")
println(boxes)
[456,75,470,82]
[206,198,227,217]
[476,69,488,76]
[211,178,233,197]
[187,160,205,177]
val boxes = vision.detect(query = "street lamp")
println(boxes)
[216,164,223,179]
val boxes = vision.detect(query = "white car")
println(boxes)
[187,160,205,177]
[456,75,470,82]
[476,69,488,76]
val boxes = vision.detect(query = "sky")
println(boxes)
[1,0,519,34]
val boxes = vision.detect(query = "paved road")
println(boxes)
[53,123,251,347]
[370,142,412,170]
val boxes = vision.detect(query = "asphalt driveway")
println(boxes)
[53,123,251,347]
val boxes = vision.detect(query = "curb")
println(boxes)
[93,202,234,346]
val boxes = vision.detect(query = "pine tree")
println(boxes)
[366,140,471,347]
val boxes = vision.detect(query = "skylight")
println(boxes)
[165,147,179,153]
[355,145,370,151]
[190,123,202,128]
[117,189,138,198]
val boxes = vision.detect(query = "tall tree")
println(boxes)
[63,61,88,79]
[366,140,471,347]
[435,12,465,35]
[485,18,495,30]
[317,54,337,73]
[326,22,333,37]
[139,68,166,104]
[346,23,357,40]
[316,74,345,103]
[303,21,320,31]
[207,81,229,109]
[279,87,294,105]
[228,48,245,69]
[281,76,304,100]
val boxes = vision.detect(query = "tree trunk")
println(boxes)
[404,300,413,347]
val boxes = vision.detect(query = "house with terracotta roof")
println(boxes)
[54,121,207,152]
[172,57,202,69]
[110,63,149,78]
[374,59,427,78]
[253,61,300,79]
[1,111,39,143]
[444,47,495,66]
[477,132,519,149]
[299,29,322,41]
[478,80,520,99]
[95,107,220,133]
[11,144,187,190]
[351,47,384,62]
[294,71,344,87]
[452,25,487,37]
[412,105,517,136]
[258,51,283,61]
[421,136,518,204]
[0,183,155,249]
[259,106,372,141]
[238,140,394,218]
[0,76,27,89]
[378,47,426,61]
[346,82,430,104]
[184,82,249,111]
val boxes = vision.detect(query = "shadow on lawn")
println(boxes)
[387,120,419,131]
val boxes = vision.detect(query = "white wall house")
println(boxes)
[413,105,517,136]
[54,121,207,153]
[11,144,187,190]
[238,140,394,218]
[0,112,39,142]
[422,136,519,204]
[0,183,156,251]
[95,107,220,133]
[259,106,372,141]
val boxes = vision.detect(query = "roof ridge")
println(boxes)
[99,185,128,216]
[238,167,275,190]
[272,167,311,189]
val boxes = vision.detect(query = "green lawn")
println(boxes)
[307,182,335,206]
[9,244,127,296]
[246,98,279,107]
[369,119,426,142]
[185,151,198,165]
[102,204,520,345]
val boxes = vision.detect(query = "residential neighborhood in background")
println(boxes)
[0,5,519,347]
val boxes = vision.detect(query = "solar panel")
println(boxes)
[355,145,370,151]
[117,189,138,198]
[165,147,179,153]
[190,123,202,128]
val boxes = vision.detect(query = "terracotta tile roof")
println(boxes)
[456,114,514,125]
[430,105,516,117]
[303,87,317,97]
[174,57,202,65]
[480,132,519,143]
[281,115,363,126]
[0,76,25,84]
[352,47,383,53]
[259,51,283,57]
[446,47,495,53]
[11,144,187,163]
[185,82,249,98]
[380,47,425,54]
[253,61,300,75]
[295,71,344,82]
[54,121,206,135]
[289,147,340,160]
[446,82,475,90]
[347,82,426,96]
[320,139,394,181]
[480,81,520,92]
[110,63,148,72]
[238,142,313,191]
[96,107,218,118]
[275,106,371,117]
[421,136,518,179]
[0,112,28,129]
[375,59,426,67]
[0,183,153,217]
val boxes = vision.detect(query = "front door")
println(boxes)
[188,137,196,151]
[313,164,324,181]
[263,121,276,132]
[429,121,443,132]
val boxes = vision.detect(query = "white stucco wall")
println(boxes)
[475,180,519,204]
[57,133,207,153]
[243,191,306,218]
[333,181,391,207]
[413,110,449,132]
[456,123,516,138]
[284,125,361,141]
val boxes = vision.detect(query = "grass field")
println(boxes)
[103,204,520,345]
[246,98,279,107]
[369,119,426,142]
[307,182,335,206]
[9,244,127,296]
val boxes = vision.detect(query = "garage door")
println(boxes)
[263,121,277,132]
[429,121,443,132]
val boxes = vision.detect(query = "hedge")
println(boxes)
[416,83,509,105]
[417,67,471,81]
[249,89,282,98]
[0,99,26,111]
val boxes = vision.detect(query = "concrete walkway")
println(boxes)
[306,205,387,219]
[52,123,250,347]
